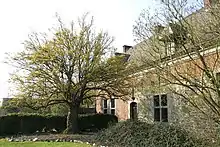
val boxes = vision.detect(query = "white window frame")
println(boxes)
[167,42,175,56]
[153,94,168,122]
[103,99,108,114]
[110,98,116,115]
[102,98,116,115]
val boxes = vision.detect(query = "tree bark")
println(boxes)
[65,104,79,134]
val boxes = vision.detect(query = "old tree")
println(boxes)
[8,15,132,133]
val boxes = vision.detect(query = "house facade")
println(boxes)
[96,0,220,139]
[96,45,137,120]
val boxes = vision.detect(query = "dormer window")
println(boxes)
[166,42,175,56]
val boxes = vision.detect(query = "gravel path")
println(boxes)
[4,133,97,143]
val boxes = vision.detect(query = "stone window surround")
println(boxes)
[153,94,168,122]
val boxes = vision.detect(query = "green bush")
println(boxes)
[79,114,118,131]
[95,120,209,147]
[0,113,117,136]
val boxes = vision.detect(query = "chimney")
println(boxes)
[204,0,219,8]
[123,45,132,53]
[204,0,211,8]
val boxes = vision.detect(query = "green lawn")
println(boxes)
[0,141,91,147]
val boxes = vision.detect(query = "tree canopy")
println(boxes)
[8,14,134,133]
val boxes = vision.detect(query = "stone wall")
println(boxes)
[137,90,218,140]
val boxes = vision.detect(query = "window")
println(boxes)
[166,42,175,56]
[103,99,107,114]
[110,99,115,115]
[153,94,168,122]
[102,98,116,115]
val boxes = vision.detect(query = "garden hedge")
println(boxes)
[0,113,117,136]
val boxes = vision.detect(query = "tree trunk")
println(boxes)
[65,104,79,134]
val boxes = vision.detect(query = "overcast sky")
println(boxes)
[0,0,199,98]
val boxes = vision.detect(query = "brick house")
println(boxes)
[96,45,135,120]
[96,0,220,138]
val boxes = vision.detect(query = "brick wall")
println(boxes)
[204,0,211,8]
[96,97,102,113]
[96,47,220,139]
[96,97,129,121]
[115,99,129,120]
[135,49,220,139]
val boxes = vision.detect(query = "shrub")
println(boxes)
[79,114,118,131]
[94,120,209,147]
[0,113,117,136]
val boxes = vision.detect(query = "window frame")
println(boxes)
[102,98,116,115]
[110,98,116,115]
[165,41,175,56]
[103,99,108,114]
[153,94,168,122]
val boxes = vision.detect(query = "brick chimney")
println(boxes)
[123,45,132,53]
[204,0,211,8]
[204,0,219,8]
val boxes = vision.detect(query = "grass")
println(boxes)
[0,141,91,147]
